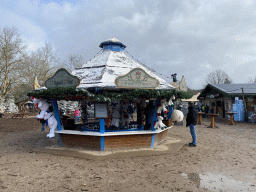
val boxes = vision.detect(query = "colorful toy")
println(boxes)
[157,99,169,116]
[154,116,167,130]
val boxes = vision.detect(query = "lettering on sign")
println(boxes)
[115,68,160,89]
[45,68,80,88]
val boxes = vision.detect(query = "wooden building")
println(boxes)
[198,83,256,120]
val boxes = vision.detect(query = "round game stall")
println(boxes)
[28,38,190,151]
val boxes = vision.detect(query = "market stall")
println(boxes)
[28,38,191,151]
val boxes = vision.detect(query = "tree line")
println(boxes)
[0,26,83,102]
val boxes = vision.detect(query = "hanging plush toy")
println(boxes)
[154,116,167,130]
[168,97,174,106]
[31,97,50,119]
[31,97,39,108]
[157,98,169,116]
[37,99,50,119]
[171,109,184,122]
[44,110,57,138]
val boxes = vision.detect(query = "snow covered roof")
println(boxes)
[72,38,175,90]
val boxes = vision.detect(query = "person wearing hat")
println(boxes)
[186,102,198,147]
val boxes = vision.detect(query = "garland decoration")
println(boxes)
[27,87,92,100]
[27,88,192,102]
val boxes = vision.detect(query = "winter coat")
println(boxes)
[74,110,80,117]
[186,105,197,127]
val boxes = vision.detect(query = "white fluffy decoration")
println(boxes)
[37,100,50,119]
[171,110,184,122]
[168,98,174,106]
[154,116,167,130]
[44,111,57,138]
[157,99,169,115]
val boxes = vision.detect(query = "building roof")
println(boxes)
[72,38,175,90]
[181,92,200,102]
[199,83,256,98]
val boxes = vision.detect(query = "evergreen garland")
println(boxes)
[27,88,192,102]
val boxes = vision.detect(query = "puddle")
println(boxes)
[182,173,255,191]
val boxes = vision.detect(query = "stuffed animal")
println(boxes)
[37,99,50,119]
[31,96,39,106]
[31,97,50,119]
[157,99,169,116]
[171,109,184,122]
[154,116,167,130]
[168,98,174,106]
[44,110,57,138]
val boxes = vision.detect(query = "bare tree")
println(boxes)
[248,76,256,84]
[20,42,57,90]
[64,53,84,72]
[205,69,233,84]
[0,26,26,101]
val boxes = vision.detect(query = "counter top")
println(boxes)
[55,126,173,136]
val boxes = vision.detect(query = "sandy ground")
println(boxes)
[0,115,255,192]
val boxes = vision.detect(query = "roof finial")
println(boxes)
[99,37,126,51]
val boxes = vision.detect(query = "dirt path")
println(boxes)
[0,116,255,191]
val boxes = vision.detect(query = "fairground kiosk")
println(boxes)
[28,38,190,151]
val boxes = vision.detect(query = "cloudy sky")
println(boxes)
[1,0,256,89]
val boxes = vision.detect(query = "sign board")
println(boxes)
[114,68,160,89]
[45,68,80,88]
[209,95,214,99]
[94,103,108,119]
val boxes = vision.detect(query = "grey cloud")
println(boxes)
[1,0,256,89]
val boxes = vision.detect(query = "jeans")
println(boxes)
[189,124,197,145]
[41,123,45,132]
[75,116,80,122]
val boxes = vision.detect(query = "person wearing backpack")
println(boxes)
[186,102,198,147]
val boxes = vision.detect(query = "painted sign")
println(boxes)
[114,68,160,89]
[45,68,80,88]
[94,103,108,118]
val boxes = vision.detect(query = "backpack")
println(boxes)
[193,106,198,122]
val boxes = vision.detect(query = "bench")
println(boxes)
[12,113,27,119]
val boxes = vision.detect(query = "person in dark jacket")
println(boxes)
[186,102,197,147]
[144,101,155,130]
